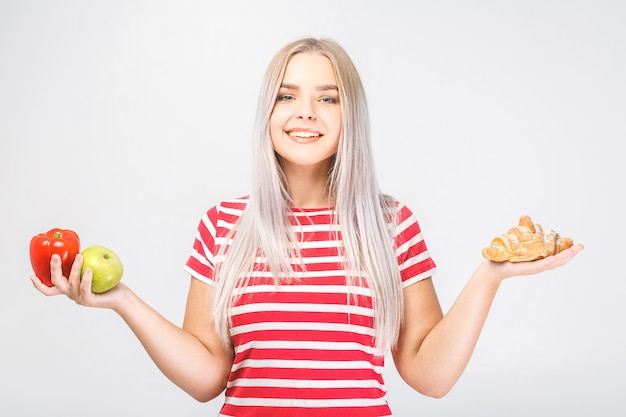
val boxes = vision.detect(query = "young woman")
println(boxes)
[31,38,583,417]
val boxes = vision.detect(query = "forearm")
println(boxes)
[113,285,231,402]
[396,262,502,397]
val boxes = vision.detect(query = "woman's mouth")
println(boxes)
[287,130,322,143]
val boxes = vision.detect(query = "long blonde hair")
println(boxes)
[212,38,403,353]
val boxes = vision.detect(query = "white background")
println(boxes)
[1,1,624,416]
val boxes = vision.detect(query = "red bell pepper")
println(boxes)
[30,228,80,287]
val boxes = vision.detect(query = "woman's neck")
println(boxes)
[283,164,334,209]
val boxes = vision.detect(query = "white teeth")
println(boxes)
[289,131,320,138]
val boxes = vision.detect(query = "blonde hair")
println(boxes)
[212,38,402,353]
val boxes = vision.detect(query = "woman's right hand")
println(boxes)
[30,253,125,310]
[31,254,232,400]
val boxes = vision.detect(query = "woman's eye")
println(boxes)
[277,94,294,101]
[320,97,338,104]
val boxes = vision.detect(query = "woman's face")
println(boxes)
[269,53,342,174]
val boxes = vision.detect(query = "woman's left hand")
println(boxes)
[483,243,585,283]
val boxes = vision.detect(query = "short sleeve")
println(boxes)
[184,206,220,286]
[184,197,249,286]
[394,203,437,288]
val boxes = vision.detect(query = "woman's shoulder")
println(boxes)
[213,195,249,212]
[382,194,411,215]
[201,196,249,223]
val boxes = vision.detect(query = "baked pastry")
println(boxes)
[482,215,574,262]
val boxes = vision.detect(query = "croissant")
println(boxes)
[482,215,574,262]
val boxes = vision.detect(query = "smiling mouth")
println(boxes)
[287,130,322,143]
[289,131,320,138]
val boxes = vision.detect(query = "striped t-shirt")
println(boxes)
[185,197,436,417]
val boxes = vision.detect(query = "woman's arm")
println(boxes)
[392,244,584,398]
[31,254,233,402]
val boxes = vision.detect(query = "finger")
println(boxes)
[66,254,84,298]
[568,243,585,256]
[49,254,69,291]
[492,242,584,279]
[548,243,584,267]
[79,265,93,296]
[526,242,585,273]
[30,275,63,296]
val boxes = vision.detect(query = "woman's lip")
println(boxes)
[286,128,322,135]
[286,130,323,144]
[286,129,323,144]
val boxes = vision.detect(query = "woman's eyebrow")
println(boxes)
[279,83,338,91]
[316,84,338,92]
[279,83,298,90]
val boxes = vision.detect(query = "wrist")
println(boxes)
[473,260,507,288]
[103,282,132,313]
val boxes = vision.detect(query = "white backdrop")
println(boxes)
[1,1,624,416]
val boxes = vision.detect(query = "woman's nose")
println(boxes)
[296,99,316,120]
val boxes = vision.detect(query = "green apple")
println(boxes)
[81,245,123,293]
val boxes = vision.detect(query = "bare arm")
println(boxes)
[392,243,584,398]
[31,254,233,402]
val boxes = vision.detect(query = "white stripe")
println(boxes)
[245,265,344,274]
[299,239,343,249]
[401,269,436,288]
[234,340,382,356]
[230,321,375,337]
[257,255,346,264]
[187,248,212,268]
[394,232,425,258]
[233,284,372,296]
[218,204,246,216]
[252,255,345,265]
[290,208,334,216]
[215,236,234,246]
[398,250,431,271]
[224,396,387,408]
[216,218,238,230]
[201,211,217,235]
[230,358,383,373]
[227,377,385,390]
[231,302,373,317]
[293,255,345,264]
[195,230,215,264]
[288,223,340,232]
[394,211,414,235]
[214,238,343,251]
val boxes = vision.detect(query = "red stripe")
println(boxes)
[220,403,391,417]
[229,367,384,383]
[228,385,385,400]
[401,258,437,282]
[294,230,342,241]
[232,347,381,363]
[231,311,373,328]
[233,292,373,308]
[232,329,375,347]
